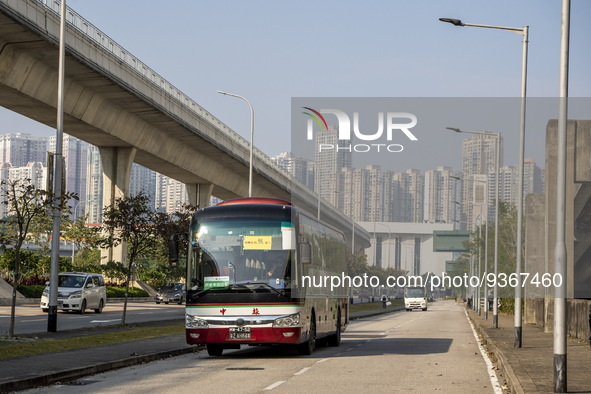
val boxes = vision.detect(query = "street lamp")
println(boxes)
[440,15,528,342]
[217,90,255,197]
[447,128,500,323]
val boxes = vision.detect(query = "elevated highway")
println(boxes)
[0,0,370,258]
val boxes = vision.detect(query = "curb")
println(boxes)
[350,305,404,320]
[465,309,526,394]
[0,345,203,392]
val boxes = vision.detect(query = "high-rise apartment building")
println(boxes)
[85,146,103,223]
[49,135,89,205]
[314,127,351,206]
[0,133,48,167]
[272,152,314,189]
[155,173,188,213]
[0,162,47,218]
[461,134,504,229]
[338,165,394,222]
[392,169,424,223]
[423,166,462,226]
[130,163,157,209]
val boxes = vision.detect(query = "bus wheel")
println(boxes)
[206,344,224,356]
[299,316,316,355]
[327,311,341,347]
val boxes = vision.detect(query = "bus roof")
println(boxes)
[216,197,292,206]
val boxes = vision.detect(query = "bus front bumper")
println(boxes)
[186,327,302,345]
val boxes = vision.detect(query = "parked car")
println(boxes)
[40,272,106,314]
[155,283,186,305]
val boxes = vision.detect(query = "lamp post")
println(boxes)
[217,91,255,197]
[447,128,500,323]
[48,0,67,333]
[554,1,570,391]
[474,214,484,313]
[439,15,528,341]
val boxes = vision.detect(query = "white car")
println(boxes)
[40,272,106,314]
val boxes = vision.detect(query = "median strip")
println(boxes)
[0,323,184,360]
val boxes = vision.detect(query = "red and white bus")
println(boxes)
[183,197,348,356]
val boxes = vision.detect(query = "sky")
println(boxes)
[2,0,590,173]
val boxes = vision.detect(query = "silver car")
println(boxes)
[40,272,106,314]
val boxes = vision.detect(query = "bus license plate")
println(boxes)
[229,327,251,340]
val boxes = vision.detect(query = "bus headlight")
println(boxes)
[273,313,300,327]
[186,315,208,328]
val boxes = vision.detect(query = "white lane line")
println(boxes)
[293,367,310,376]
[464,309,503,394]
[90,319,121,323]
[138,312,154,315]
[21,319,45,323]
[345,347,354,352]
[316,358,330,363]
[264,381,286,390]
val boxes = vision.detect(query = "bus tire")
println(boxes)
[327,310,341,347]
[298,314,316,355]
[206,344,224,356]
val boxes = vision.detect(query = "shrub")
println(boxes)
[106,286,149,298]
[17,284,45,298]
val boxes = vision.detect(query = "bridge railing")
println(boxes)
[13,0,288,181]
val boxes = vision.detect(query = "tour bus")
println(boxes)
[404,286,428,311]
[181,197,348,356]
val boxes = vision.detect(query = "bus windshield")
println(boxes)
[404,287,426,298]
[188,218,295,290]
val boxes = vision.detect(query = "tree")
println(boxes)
[456,200,524,301]
[63,213,104,265]
[152,203,198,283]
[101,192,158,324]
[0,178,74,338]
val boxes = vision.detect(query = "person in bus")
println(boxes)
[266,254,286,278]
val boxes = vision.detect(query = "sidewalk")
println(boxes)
[467,307,591,394]
[0,306,400,392]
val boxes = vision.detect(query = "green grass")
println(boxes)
[0,323,184,360]
[350,299,403,313]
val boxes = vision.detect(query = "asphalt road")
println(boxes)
[0,302,184,335]
[21,300,501,393]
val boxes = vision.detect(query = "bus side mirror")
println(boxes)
[300,242,311,265]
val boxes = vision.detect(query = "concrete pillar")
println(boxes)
[99,146,137,265]
[186,183,214,208]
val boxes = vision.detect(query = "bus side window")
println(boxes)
[300,241,311,264]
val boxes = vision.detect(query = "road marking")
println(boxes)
[293,367,310,376]
[316,358,330,363]
[264,381,285,390]
[90,319,121,323]
[464,309,503,394]
[138,312,154,315]
[21,319,45,322]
